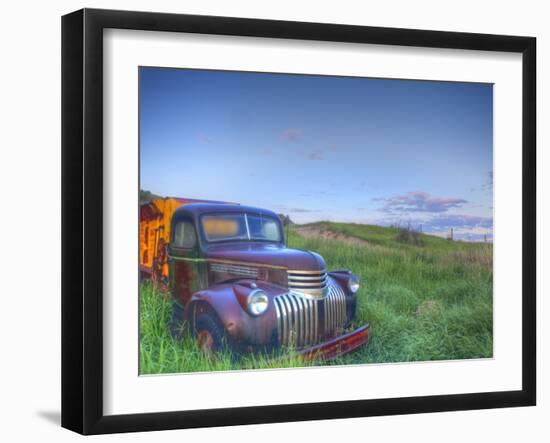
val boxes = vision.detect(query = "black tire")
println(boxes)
[195,312,228,353]
[168,301,185,340]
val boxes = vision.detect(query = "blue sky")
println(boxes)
[140,67,493,242]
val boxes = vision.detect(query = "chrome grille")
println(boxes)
[324,280,347,337]
[274,292,319,348]
[274,278,348,348]
[287,269,328,298]
[210,263,258,278]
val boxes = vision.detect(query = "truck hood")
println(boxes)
[205,242,326,271]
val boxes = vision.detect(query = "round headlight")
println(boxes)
[348,274,360,294]
[247,289,269,316]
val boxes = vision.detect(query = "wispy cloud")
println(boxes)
[281,128,303,142]
[275,205,320,213]
[424,214,493,230]
[305,149,324,161]
[470,170,493,193]
[482,170,493,191]
[258,147,273,156]
[377,191,467,214]
[424,215,493,241]
[379,213,493,241]
[198,134,212,144]
[298,191,333,197]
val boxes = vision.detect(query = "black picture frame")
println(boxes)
[61,8,536,435]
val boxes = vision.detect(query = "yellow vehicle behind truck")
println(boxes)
[140,197,228,282]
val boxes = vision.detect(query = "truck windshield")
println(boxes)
[202,213,282,243]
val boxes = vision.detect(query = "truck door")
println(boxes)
[169,218,202,306]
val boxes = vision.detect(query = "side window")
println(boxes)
[173,221,197,249]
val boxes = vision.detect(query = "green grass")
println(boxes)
[140,282,317,374]
[140,222,492,374]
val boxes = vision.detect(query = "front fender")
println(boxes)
[184,282,280,346]
[328,270,358,326]
[328,270,353,294]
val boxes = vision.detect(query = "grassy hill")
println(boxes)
[139,221,493,374]
[287,222,492,365]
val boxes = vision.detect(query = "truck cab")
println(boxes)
[167,203,369,358]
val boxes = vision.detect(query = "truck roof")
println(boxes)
[174,203,280,220]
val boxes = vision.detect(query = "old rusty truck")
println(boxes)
[140,197,369,360]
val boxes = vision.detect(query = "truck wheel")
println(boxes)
[195,312,227,354]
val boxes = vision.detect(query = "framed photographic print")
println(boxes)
[61,8,536,435]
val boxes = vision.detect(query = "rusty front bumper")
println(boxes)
[295,323,370,362]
